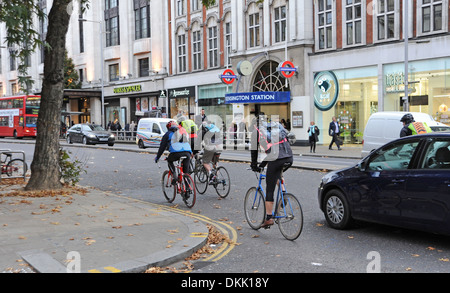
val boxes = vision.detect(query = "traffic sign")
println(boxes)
[278,61,297,78]
[220,69,237,85]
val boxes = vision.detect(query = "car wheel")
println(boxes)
[323,189,352,230]
[138,139,145,149]
[66,135,72,144]
[82,136,88,145]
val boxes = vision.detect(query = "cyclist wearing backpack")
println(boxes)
[250,115,293,228]
[196,120,223,183]
[155,121,192,183]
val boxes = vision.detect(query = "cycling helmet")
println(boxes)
[287,132,296,145]
[400,113,414,124]
[166,120,176,129]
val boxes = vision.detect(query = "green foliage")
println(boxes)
[202,0,263,8]
[59,148,87,186]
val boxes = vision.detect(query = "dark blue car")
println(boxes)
[318,132,450,235]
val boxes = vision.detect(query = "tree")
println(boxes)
[1,0,88,190]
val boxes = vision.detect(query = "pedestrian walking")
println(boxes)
[328,116,341,150]
[308,121,319,153]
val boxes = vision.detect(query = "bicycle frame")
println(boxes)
[252,171,293,221]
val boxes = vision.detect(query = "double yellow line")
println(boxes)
[152,203,238,262]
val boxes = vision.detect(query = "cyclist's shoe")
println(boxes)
[182,190,191,200]
[261,218,274,229]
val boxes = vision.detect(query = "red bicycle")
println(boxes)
[161,156,196,208]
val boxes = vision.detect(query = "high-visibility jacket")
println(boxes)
[408,121,432,135]
[181,119,198,138]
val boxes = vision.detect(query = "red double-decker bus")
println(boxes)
[0,95,40,138]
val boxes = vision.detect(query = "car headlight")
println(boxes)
[109,134,115,138]
[88,134,96,138]
[321,171,338,185]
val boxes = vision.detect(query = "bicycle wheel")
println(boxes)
[276,193,303,241]
[214,166,230,198]
[181,174,196,208]
[194,165,208,194]
[161,170,176,203]
[244,187,266,230]
[6,159,27,177]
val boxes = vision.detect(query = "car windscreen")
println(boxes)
[87,124,106,131]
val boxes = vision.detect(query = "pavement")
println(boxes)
[0,139,362,273]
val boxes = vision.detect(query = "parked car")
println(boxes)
[66,123,115,146]
[361,111,450,157]
[136,118,175,148]
[318,132,450,236]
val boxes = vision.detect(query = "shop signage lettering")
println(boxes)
[113,85,142,94]
[385,72,405,93]
[170,89,191,97]
[225,91,291,104]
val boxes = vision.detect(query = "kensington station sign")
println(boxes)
[113,84,142,94]
[225,91,290,104]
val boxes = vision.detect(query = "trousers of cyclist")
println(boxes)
[155,121,192,183]
[250,115,293,228]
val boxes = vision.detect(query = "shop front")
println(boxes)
[383,57,450,124]
[198,84,233,127]
[313,67,378,144]
[168,86,196,119]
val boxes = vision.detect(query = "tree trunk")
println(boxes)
[25,0,72,190]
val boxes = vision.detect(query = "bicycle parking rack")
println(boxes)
[0,149,27,182]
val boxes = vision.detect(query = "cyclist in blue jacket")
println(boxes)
[155,120,192,183]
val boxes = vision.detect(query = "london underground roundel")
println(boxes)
[220,69,237,85]
[313,71,339,111]
[279,61,296,78]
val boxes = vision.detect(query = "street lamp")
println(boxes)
[79,17,105,127]
[403,0,409,111]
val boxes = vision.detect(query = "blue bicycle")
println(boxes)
[244,163,303,240]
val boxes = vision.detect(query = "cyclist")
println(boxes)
[177,115,199,156]
[155,120,192,184]
[196,120,223,183]
[250,115,293,228]
[400,113,432,137]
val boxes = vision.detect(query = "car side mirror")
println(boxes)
[358,158,368,172]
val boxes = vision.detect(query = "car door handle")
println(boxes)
[391,179,405,183]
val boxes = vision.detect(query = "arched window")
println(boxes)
[252,61,289,92]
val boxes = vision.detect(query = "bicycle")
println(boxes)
[193,151,230,198]
[1,152,27,177]
[160,156,196,208]
[243,163,303,240]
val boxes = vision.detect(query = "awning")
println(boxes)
[225,91,291,104]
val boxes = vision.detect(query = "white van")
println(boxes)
[361,111,450,157]
[136,118,175,148]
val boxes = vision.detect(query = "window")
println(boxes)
[421,139,450,169]
[344,0,363,46]
[249,12,260,48]
[105,0,119,47]
[274,6,286,43]
[208,26,218,68]
[367,140,419,171]
[420,0,444,33]
[376,0,396,40]
[192,30,202,71]
[152,123,161,134]
[317,0,334,49]
[139,58,149,77]
[225,22,232,66]
[135,3,150,39]
[109,64,119,81]
[192,0,200,11]
[178,34,187,73]
[177,0,185,16]
[9,49,16,71]
[252,61,289,92]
